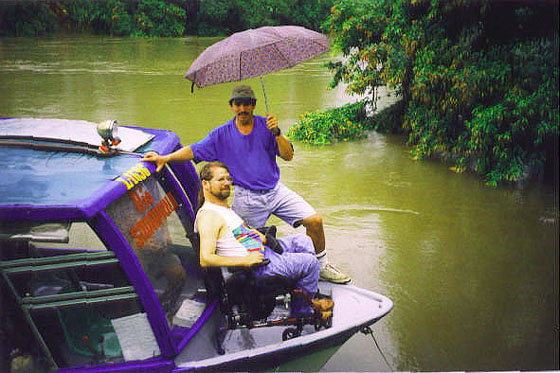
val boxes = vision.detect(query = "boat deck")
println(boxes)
[173,281,392,371]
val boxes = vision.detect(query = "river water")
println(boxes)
[1,35,558,371]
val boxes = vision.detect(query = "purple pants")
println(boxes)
[254,233,319,316]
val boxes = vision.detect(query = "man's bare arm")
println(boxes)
[142,146,194,172]
[266,114,293,161]
[276,134,294,161]
[197,210,263,268]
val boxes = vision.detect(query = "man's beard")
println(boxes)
[212,186,230,200]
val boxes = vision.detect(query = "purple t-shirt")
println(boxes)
[191,116,284,190]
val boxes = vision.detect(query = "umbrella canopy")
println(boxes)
[185,25,330,89]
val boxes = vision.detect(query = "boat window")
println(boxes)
[105,174,203,329]
[33,222,107,253]
[0,238,153,371]
[0,222,71,243]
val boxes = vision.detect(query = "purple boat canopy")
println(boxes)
[0,118,182,219]
[0,118,154,152]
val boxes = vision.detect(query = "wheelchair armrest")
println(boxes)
[224,258,270,273]
[250,258,270,269]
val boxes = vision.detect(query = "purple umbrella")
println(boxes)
[184,25,330,112]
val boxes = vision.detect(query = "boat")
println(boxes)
[0,118,393,372]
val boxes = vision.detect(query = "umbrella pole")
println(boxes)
[260,76,270,115]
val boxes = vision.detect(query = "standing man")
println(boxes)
[143,85,350,284]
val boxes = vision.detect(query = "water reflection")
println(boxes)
[1,35,558,371]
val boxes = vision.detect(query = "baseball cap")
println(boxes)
[230,85,256,103]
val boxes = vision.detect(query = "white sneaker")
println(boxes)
[319,264,351,284]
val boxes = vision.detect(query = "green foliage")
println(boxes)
[133,0,186,37]
[288,99,406,144]
[322,0,559,185]
[322,0,390,96]
[449,39,559,185]
[0,0,332,37]
[64,0,134,36]
[187,0,334,36]
[195,0,239,36]
[288,101,369,144]
[0,2,58,36]
[0,0,187,37]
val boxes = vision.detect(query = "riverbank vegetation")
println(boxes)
[0,0,332,37]
[293,0,558,185]
[288,101,368,144]
[1,1,557,186]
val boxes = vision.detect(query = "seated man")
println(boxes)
[195,161,332,317]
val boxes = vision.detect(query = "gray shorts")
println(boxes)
[232,182,316,228]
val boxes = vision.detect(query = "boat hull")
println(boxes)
[173,282,393,371]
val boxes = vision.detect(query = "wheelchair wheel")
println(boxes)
[314,319,322,331]
[282,327,300,341]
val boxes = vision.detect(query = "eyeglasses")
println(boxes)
[210,176,232,183]
[231,98,255,106]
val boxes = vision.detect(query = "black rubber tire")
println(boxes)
[282,327,300,341]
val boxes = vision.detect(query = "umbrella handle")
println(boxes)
[260,76,270,115]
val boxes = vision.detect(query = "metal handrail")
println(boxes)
[2,258,119,274]
[0,250,116,269]
[21,286,136,305]
[22,292,139,311]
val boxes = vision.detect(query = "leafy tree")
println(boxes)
[283,0,333,31]
[0,2,58,36]
[0,0,187,37]
[195,0,333,35]
[0,0,333,36]
[133,0,186,37]
[318,0,558,185]
[196,0,239,35]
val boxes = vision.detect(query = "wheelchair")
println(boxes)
[194,227,333,355]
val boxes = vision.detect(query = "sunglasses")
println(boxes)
[231,98,256,106]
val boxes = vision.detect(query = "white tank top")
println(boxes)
[195,201,264,257]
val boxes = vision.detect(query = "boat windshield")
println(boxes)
[0,223,149,371]
[105,172,202,327]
